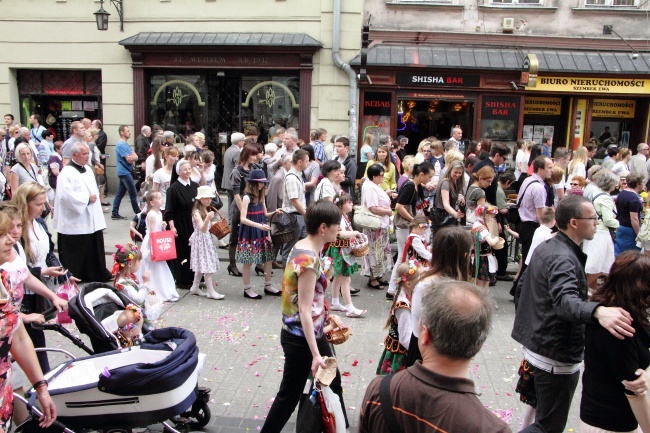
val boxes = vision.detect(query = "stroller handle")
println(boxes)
[13,393,74,433]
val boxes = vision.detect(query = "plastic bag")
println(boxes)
[56,278,80,324]
[321,386,346,433]
[144,292,163,321]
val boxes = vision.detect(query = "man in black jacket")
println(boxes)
[512,195,645,433]
[134,125,151,190]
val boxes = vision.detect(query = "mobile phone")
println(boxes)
[42,306,58,321]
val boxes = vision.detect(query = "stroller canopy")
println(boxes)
[98,327,199,396]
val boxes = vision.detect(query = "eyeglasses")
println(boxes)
[573,216,598,221]
[570,183,580,186]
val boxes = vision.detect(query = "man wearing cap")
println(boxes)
[222,132,245,222]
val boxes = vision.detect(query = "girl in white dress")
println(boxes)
[137,191,179,302]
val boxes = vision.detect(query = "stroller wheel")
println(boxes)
[189,400,212,430]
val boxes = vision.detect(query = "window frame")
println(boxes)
[487,0,544,4]
[583,0,638,5]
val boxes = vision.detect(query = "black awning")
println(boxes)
[350,45,650,74]
[120,32,322,48]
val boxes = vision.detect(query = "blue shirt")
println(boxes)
[116,140,134,176]
[542,143,552,158]
[313,140,326,163]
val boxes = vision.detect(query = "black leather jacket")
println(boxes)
[512,231,600,364]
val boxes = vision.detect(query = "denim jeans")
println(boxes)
[520,364,580,433]
[261,331,348,433]
[112,173,140,216]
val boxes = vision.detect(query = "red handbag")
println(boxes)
[150,230,177,261]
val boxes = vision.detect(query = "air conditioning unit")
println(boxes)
[502,17,515,33]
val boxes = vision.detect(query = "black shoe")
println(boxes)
[227,265,242,277]
[496,275,514,281]
[367,280,383,289]
[350,287,360,296]
[264,288,282,297]
[376,279,389,287]
[386,291,395,300]
[218,245,228,250]
[255,265,269,276]
[111,214,127,220]
[489,279,497,287]
[244,290,263,299]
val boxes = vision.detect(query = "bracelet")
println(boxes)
[33,379,48,389]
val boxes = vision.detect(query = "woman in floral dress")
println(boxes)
[0,211,57,429]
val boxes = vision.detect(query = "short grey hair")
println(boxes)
[19,127,29,136]
[420,279,493,360]
[141,125,151,134]
[378,134,391,146]
[595,170,619,192]
[285,129,298,141]
[264,143,278,154]
[70,142,88,156]
[163,131,175,139]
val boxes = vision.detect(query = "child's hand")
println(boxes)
[143,271,151,284]
[207,211,215,220]
[260,224,271,232]
[136,232,143,240]
[162,221,167,229]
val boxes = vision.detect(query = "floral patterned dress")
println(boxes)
[236,195,274,264]
[0,257,29,430]
[188,211,219,274]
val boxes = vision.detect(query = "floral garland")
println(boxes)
[395,259,420,284]
[111,242,140,276]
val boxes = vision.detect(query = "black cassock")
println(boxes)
[164,180,199,286]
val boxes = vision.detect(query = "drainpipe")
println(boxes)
[332,0,358,155]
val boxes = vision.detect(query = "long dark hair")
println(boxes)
[151,137,164,172]
[421,226,472,282]
[592,251,650,330]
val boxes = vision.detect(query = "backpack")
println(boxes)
[131,212,148,242]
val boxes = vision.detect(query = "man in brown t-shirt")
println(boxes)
[359,280,511,433]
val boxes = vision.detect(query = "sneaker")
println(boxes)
[111,214,127,220]
[346,307,367,318]
[330,304,347,312]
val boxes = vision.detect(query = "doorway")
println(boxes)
[396,98,474,154]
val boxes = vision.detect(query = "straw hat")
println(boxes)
[195,185,215,200]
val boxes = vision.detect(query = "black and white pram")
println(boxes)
[15,282,211,432]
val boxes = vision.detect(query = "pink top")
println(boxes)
[362,180,392,228]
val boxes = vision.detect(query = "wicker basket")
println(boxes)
[209,207,230,239]
[492,236,506,250]
[325,316,351,345]
[269,212,295,246]
[350,234,369,257]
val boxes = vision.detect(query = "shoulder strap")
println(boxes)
[517,180,540,207]
[379,374,404,433]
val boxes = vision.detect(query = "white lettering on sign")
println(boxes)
[155,237,173,251]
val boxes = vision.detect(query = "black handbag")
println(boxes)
[296,382,323,433]
[210,193,223,210]
[430,207,456,230]
[508,180,539,226]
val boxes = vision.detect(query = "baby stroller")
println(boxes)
[16,282,211,433]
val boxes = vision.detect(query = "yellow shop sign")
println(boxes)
[592,99,636,118]
[524,97,562,115]
[526,76,650,94]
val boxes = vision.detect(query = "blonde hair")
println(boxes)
[401,155,416,174]
[568,146,588,174]
[12,182,47,264]
[417,140,431,154]
[444,150,464,166]
[384,261,423,329]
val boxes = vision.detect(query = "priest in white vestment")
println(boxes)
[53,142,112,282]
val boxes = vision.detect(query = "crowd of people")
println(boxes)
[4,110,650,432]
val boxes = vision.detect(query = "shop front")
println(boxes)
[120,32,321,160]
[16,69,103,142]
[524,76,650,149]
[354,45,650,156]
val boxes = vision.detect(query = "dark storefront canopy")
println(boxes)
[120,32,322,49]
[350,45,650,74]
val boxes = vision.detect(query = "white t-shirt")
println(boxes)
[152,168,172,210]
[525,225,553,265]
[515,151,529,180]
